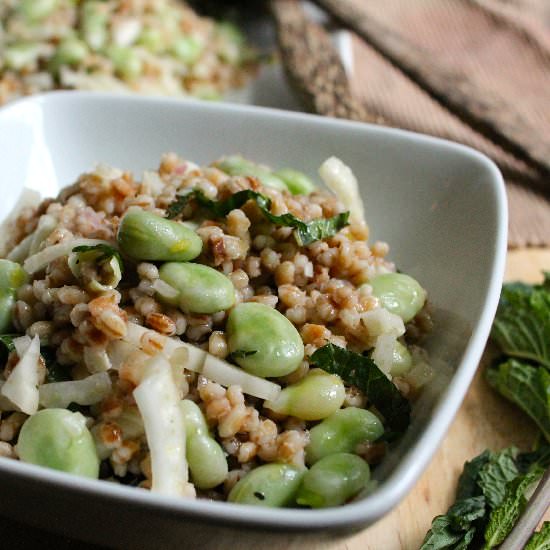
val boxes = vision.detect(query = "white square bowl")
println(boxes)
[0,92,507,549]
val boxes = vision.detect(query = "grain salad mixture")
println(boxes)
[0,0,258,104]
[0,154,434,508]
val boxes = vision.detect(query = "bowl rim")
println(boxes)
[0,91,508,530]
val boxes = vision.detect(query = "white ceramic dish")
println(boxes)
[0,92,507,549]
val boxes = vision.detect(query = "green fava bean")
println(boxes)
[274,169,316,195]
[50,39,89,71]
[296,453,369,508]
[180,399,208,436]
[181,400,228,489]
[216,156,287,191]
[306,407,384,465]
[264,369,345,421]
[186,433,228,490]
[228,463,305,507]
[0,259,28,290]
[172,36,203,64]
[159,262,235,314]
[107,46,143,81]
[0,289,16,333]
[117,209,202,262]
[390,341,413,376]
[17,409,99,478]
[226,303,304,378]
[370,273,426,323]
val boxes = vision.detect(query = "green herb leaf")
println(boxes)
[448,495,487,531]
[165,193,192,219]
[0,334,17,353]
[166,190,350,246]
[486,359,550,443]
[516,442,550,473]
[525,521,550,550]
[419,515,476,550]
[310,343,411,433]
[40,347,71,383]
[483,466,544,549]
[491,276,550,369]
[72,243,123,273]
[477,447,519,509]
[456,450,491,500]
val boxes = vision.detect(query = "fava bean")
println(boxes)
[159,262,235,314]
[81,2,108,51]
[172,36,203,64]
[228,463,305,507]
[19,0,58,21]
[50,39,89,71]
[4,43,39,71]
[215,156,287,191]
[296,453,369,508]
[180,399,208,436]
[180,400,228,489]
[107,46,143,81]
[370,273,426,323]
[138,27,164,53]
[0,289,15,333]
[264,369,345,420]
[0,259,28,290]
[390,341,413,376]
[117,210,202,262]
[306,407,384,465]
[186,433,228,490]
[274,169,316,195]
[226,303,304,378]
[17,409,99,478]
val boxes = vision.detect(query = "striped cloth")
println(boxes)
[347,0,550,247]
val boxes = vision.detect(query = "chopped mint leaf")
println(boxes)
[166,189,349,246]
[310,343,410,433]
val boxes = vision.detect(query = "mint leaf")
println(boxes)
[491,278,550,369]
[486,359,550,443]
[516,442,550,472]
[0,334,17,353]
[420,515,475,550]
[165,193,192,219]
[166,190,350,246]
[477,447,519,509]
[483,466,544,549]
[40,347,70,383]
[456,450,491,500]
[310,343,411,433]
[525,521,550,550]
[448,495,486,531]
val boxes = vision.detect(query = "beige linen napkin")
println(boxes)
[341,0,550,247]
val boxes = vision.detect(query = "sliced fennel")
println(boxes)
[1,335,41,415]
[319,157,365,225]
[123,322,280,401]
[133,355,195,498]
[39,371,112,409]
[23,238,112,274]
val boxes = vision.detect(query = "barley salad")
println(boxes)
[0,0,258,104]
[0,154,434,508]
